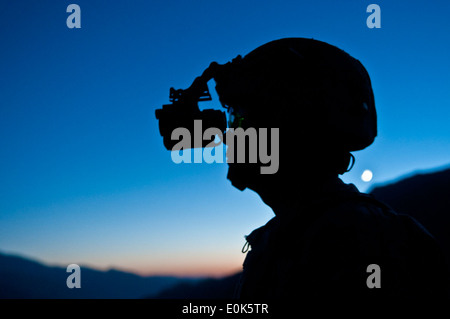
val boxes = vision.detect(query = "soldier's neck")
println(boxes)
[262,175,343,218]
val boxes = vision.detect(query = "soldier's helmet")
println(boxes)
[214,37,377,153]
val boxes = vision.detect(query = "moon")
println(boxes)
[361,169,373,182]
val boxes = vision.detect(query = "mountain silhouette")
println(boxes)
[370,166,450,265]
[0,252,191,299]
[152,272,241,299]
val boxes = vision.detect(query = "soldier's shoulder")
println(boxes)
[328,192,396,222]
[303,191,402,243]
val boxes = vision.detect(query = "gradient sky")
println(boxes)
[1,0,450,277]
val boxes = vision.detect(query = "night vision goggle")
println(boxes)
[155,59,246,150]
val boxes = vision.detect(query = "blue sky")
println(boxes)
[1,0,450,277]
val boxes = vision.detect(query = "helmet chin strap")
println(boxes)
[345,153,356,173]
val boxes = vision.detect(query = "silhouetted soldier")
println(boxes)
[156,38,449,300]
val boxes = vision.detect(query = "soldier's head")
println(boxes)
[213,38,377,194]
